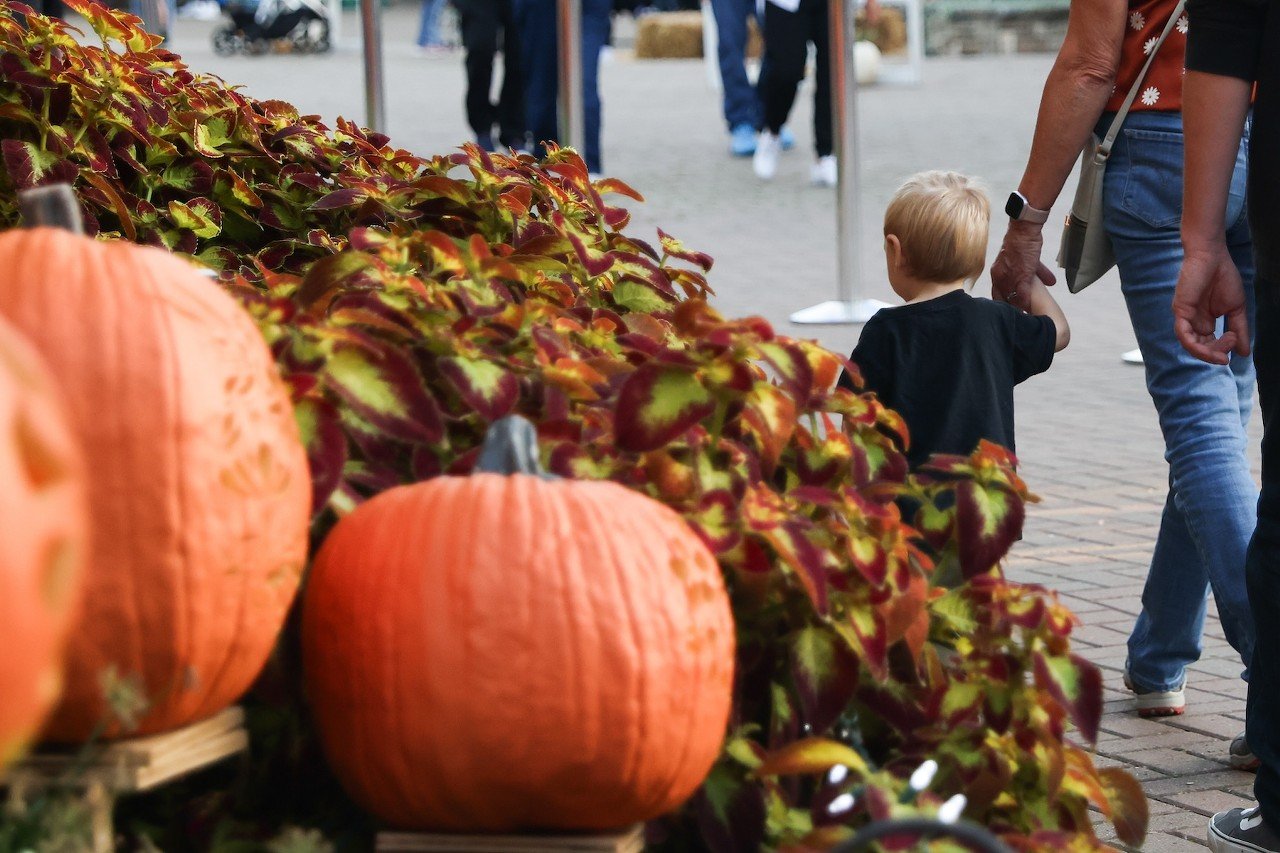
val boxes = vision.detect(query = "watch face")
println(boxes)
[1005,193,1024,220]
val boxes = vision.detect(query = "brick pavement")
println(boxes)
[163,11,1262,847]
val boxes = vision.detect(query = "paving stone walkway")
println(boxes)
[158,10,1261,847]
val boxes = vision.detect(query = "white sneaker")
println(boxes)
[811,155,838,187]
[753,131,781,180]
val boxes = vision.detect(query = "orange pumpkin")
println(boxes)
[0,317,86,766]
[302,416,736,832]
[0,221,312,741]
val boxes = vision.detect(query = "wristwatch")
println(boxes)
[1005,191,1050,225]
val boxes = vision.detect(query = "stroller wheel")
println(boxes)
[294,17,330,53]
[211,25,241,55]
[311,18,330,52]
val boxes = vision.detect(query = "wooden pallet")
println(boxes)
[376,824,645,853]
[1,707,248,852]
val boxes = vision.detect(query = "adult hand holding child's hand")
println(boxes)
[991,221,1056,310]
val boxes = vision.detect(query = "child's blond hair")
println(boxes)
[883,171,990,285]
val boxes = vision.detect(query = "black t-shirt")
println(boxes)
[837,291,1056,470]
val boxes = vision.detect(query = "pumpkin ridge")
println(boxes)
[480,472,538,828]
[366,487,405,823]
[552,476,597,825]
[150,252,198,728]
[660,511,716,814]
[623,495,682,815]
[588,483,649,820]
[401,482,451,826]
[627,488,707,819]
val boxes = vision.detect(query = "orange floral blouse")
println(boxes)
[1104,0,1187,113]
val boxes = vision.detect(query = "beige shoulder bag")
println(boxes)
[1058,0,1187,293]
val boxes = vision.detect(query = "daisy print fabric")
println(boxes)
[1106,0,1186,113]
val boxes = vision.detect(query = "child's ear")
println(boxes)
[884,234,904,272]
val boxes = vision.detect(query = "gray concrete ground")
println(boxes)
[159,8,1260,847]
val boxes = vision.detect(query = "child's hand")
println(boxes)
[1020,277,1071,352]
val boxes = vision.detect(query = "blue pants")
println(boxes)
[513,0,610,173]
[416,0,448,46]
[1100,110,1257,692]
[709,0,761,131]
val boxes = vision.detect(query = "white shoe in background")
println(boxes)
[753,131,781,180]
[811,155,838,187]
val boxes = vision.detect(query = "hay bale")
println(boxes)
[858,6,908,56]
[634,11,704,59]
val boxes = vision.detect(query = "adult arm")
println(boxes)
[1171,0,1265,363]
[989,0,1126,306]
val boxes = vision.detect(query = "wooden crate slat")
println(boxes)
[376,824,644,853]
[129,728,249,791]
[1,706,248,794]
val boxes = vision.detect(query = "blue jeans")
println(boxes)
[417,0,448,47]
[709,0,761,131]
[513,0,610,173]
[1100,110,1257,692]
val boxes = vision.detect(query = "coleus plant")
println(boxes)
[0,4,1146,850]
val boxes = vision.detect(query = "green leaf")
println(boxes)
[755,738,869,778]
[613,279,673,314]
[168,198,222,238]
[438,356,518,421]
[613,363,715,452]
[790,626,859,733]
[1034,652,1103,744]
[930,588,978,635]
[324,344,443,444]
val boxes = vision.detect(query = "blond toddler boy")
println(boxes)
[838,171,1070,469]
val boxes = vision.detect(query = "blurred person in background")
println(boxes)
[708,0,794,156]
[753,0,875,185]
[515,0,611,175]
[416,0,451,52]
[456,0,527,152]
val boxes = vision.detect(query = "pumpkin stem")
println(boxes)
[476,415,555,479]
[19,184,85,236]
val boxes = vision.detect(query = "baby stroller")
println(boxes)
[212,0,331,55]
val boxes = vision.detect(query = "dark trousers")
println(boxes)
[759,0,832,157]
[513,0,611,173]
[1252,278,1280,822]
[456,0,526,147]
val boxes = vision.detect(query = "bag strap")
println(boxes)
[1098,0,1188,159]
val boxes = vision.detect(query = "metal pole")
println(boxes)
[360,0,386,133]
[556,0,586,161]
[790,0,889,325]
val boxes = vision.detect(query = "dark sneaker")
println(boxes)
[1231,733,1261,772]
[1209,806,1280,852]
[1123,669,1186,717]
